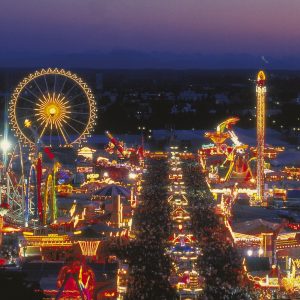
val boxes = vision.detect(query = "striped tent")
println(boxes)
[93,184,130,198]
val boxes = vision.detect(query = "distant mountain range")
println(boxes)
[1,50,300,69]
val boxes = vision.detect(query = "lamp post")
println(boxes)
[19,240,27,259]
[138,126,152,148]
[0,139,11,206]
[0,138,11,172]
[128,172,137,208]
[137,126,146,138]
[1,94,10,179]
[138,126,145,153]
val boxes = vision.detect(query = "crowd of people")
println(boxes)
[112,158,177,300]
[182,160,258,299]
[110,156,263,299]
[0,242,19,264]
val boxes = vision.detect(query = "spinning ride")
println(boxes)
[105,131,144,165]
[203,117,253,182]
[56,259,95,300]
[43,162,60,225]
[204,117,240,153]
[9,68,97,147]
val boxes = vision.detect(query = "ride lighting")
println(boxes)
[128,172,137,179]
[258,248,264,256]
[78,240,100,256]
[247,249,253,256]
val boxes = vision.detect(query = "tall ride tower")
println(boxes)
[256,70,266,204]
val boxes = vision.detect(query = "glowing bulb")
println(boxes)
[129,172,137,179]
[49,107,57,116]
[247,249,253,256]
[0,139,11,153]
[24,119,31,128]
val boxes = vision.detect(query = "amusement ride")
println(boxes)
[199,71,287,212]
[1,68,97,228]
[9,68,97,147]
[256,70,267,204]
[0,68,299,299]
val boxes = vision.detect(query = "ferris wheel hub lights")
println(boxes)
[40,95,66,123]
[49,106,58,116]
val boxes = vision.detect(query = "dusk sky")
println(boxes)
[1,0,300,67]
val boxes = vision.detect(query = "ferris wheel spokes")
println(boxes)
[32,78,45,97]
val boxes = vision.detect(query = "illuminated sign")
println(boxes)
[293,259,300,269]
[23,233,72,247]
[76,166,93,173]
[104,290,117,297]
[87,173,100,180]
[202,143,215,149]
[169,174,183,180]
[268,277,279,286]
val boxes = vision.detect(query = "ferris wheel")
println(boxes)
[9,68,97,147]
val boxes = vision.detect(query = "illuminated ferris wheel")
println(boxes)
[9,68,97,147]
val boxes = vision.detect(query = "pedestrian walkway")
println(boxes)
[166,147,202,299]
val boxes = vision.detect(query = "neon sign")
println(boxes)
[104,291,117,297]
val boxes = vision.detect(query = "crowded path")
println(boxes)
[167,147,202,299]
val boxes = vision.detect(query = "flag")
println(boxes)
[137,146,144,159]
[44,147,55,160]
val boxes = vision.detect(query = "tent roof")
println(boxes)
[77,223,121,234]
[232,218,280,235]
[94,184,130,198]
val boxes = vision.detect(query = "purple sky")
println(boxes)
[1,0,300,57]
